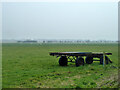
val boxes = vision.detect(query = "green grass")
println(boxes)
[2,43,118,88]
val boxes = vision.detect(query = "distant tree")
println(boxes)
[43,41,45,43]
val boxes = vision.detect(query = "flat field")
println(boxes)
[2,43,118,88]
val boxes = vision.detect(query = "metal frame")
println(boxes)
[49,52,112,66]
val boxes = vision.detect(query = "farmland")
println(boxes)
[2,43,118,88]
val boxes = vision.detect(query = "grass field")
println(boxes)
[2,43,118,88]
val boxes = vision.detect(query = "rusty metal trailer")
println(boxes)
[49,52,112,67]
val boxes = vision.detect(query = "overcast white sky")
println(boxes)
[1,0,118,2]
[2,1,118,40]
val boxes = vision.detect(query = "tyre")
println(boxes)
[75,57,84,67]
[85,56,93,64]
[105,56,109,64]
[100,56,112,64]
[59,56,68,66]
[100,56,103,64]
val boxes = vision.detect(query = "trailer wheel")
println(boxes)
[59,56,68,66]
[105,56,109,64]
[100,56,112,64]
[100,56,103,64]
[75,57,84,67]
[85,56,93,64]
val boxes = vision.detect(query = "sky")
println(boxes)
[2,2,118,40]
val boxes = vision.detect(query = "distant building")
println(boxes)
[17,40,37,43]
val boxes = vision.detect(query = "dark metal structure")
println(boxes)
[49,52,112,67]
